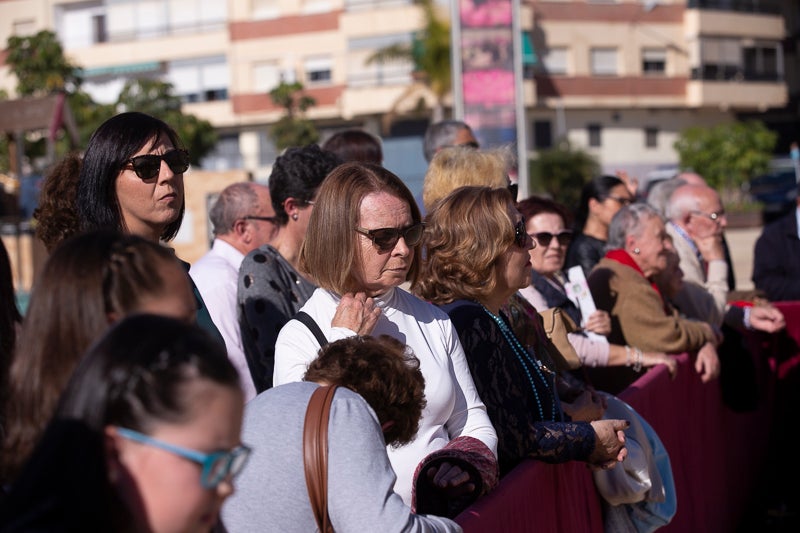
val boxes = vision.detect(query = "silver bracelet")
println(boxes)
[633,347,644,372]
[625,345,632,367]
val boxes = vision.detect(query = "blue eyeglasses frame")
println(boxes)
[115,427,251,489]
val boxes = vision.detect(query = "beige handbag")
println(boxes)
[538,307,582,371]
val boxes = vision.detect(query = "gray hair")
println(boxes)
[664,184,704,222]
[646,178,686,217]
[607,203,663,249]
[209,182,263,236]
[423,120,472,163]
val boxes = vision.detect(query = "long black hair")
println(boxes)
[76,112,185,241]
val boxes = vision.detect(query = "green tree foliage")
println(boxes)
[529,141,600,207]
[674,121,777,193]
[4,32,217,167]
[268,81,318,151]
[5,30,81,97]
[116,79,217,164]
[367,0,450,125]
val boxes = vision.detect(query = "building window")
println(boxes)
[542,47,568,75]
[590,48,618,76]
[12,19,36,37]
[533,120,553,149]
[347,33,413,87]
[201,134,242,171]
[56,1,106,49]
[645,127,658,149]
[587,124,602,147]
[167,56,229,103]
[304,57,332,85]
[642,48,666,75]
[743,44,780,81]
[258,130,279,167]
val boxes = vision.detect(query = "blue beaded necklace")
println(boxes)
[481,304,557,421]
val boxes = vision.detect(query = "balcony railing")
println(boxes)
[691,65,782,82]
[687,0,783,15]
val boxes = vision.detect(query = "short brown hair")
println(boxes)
[414,186,517,305]
[304,335,426,447]
[300,162,422,294]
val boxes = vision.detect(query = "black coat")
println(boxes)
[752,207,800,302]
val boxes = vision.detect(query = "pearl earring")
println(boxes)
[292,214,298,221]
[633,247,640,255]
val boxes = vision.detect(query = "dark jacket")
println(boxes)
[753,207,800,301]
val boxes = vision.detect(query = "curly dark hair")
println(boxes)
[33,152,82,252]
[304,335,426,447]
[269,144,342,226]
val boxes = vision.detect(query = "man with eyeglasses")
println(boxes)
[190,182,278,401]
[665,183,730,317]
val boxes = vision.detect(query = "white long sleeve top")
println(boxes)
[274,287,498,505]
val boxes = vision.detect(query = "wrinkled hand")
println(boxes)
[749,305,786,333]
[588,418,629,469]
[331,292,381,335]
[644,352,678,379]
[562,389,606,422]
[615,169,638,198]
[584,310,611,336]
[695,342,720,383]
[693,233,725,261]
[424,461,476,499]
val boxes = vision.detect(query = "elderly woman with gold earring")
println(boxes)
[586,203,720,394]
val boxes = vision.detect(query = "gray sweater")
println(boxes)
[221,382,461,533]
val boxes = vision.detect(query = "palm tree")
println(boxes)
[366,0,451,133]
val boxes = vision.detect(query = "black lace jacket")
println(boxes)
[441,300,596,476]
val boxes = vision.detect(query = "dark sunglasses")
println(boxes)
[125,149,190,180]
[513,219,528,249]
[530,230,573,247]
[355,223,425,252]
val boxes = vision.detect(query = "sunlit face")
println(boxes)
[592,184,634,229]
[494,207,534,299]
[133,258,197,324]
[116,136,185,241]
[110,380,245,533]
[685,189,727,240]
[245,186,279,249]
[353,192,414,297]
[526,212,569,278]
[629,215,670,278]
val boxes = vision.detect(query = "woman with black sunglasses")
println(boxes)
[273,162,498,516]
[74,111,223,345]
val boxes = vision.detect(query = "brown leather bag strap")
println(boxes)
[303,385,337,533]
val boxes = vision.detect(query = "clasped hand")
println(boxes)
[331,292,381,335]
[588,418,630,470]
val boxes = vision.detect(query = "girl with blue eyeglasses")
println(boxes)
[0,314,250,533]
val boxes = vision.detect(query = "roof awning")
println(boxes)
[78,61,162,79]
[522,31,537,66]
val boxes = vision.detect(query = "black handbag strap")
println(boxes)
[294,311,328,347]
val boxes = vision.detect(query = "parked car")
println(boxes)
[745,158,798,224]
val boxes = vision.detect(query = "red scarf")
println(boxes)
[604,248,664,304]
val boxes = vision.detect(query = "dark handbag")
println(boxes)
[303,385,337,533]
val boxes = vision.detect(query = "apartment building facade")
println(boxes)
[0,0,793,191]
